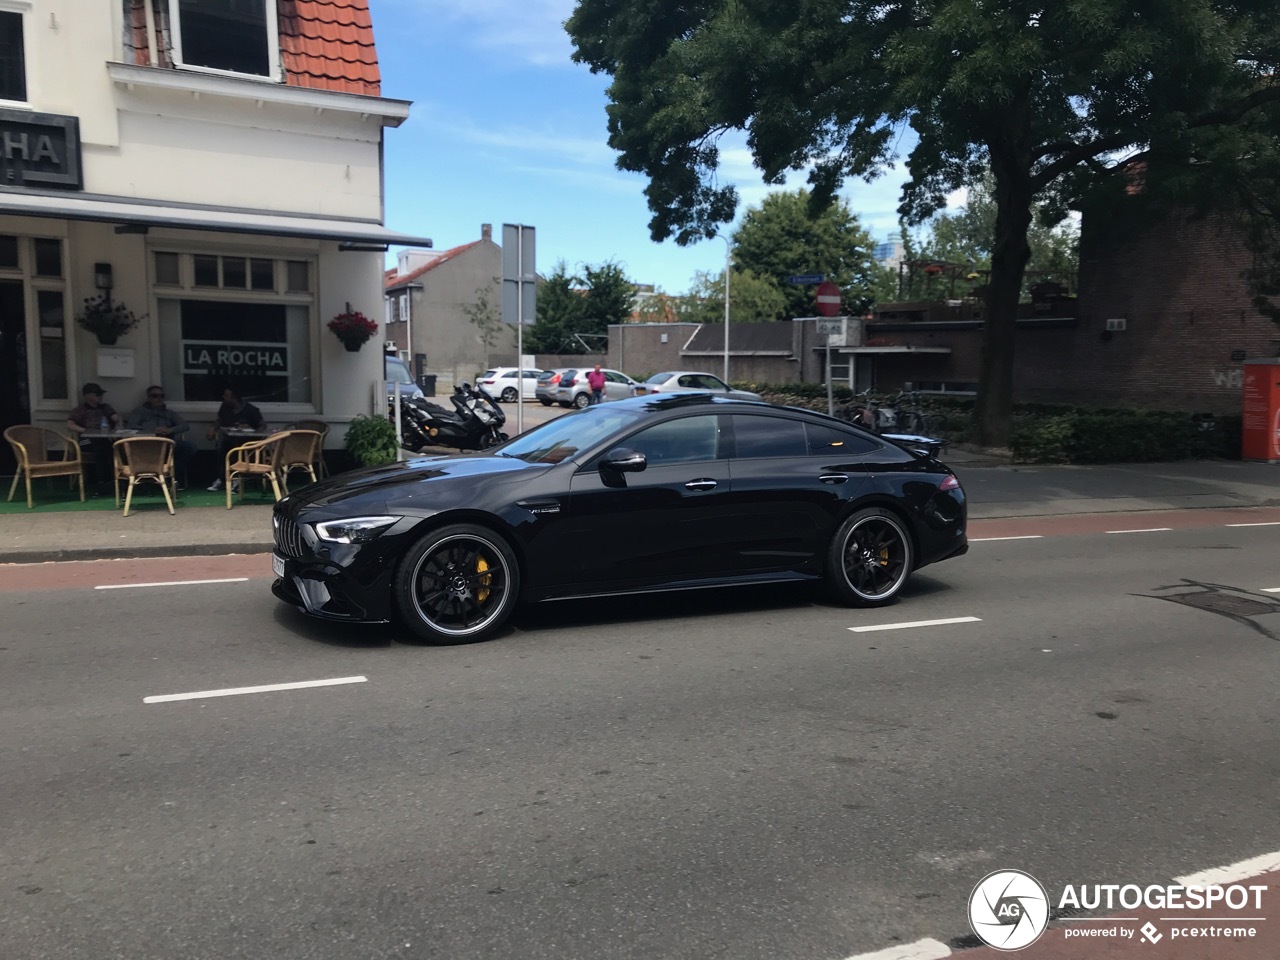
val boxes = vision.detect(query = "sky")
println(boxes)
[370,0,925,295]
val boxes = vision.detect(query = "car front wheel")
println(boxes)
[825,507,913,605]
[394,524,520,643]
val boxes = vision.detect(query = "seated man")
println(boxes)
[65,381,121,496]
[126,385,196,488]
[206,386,266,492]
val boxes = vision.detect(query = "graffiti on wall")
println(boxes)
[1211,369,1244,389]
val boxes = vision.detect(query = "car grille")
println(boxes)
[274,515,306,558]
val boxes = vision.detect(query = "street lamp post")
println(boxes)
[719,233,731,382]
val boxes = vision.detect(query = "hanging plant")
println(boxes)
[77,294,144,346]
[328,309,379,351]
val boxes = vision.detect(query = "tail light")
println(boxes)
[938,474,961,492]
[550,374,562,384]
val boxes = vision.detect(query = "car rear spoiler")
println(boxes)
[882,433,950,459]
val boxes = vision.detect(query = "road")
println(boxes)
[2,511,1279,960]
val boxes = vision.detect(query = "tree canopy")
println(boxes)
[567,0,1280,445]
[525,260,635,353]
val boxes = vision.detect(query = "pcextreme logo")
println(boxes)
[967,870,1268,950]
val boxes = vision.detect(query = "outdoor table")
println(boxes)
[218,427,274,440]
[78,429,142,440]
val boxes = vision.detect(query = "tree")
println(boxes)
[526,261,586,354]
[577,261,635,342]
[676,268,788,325]
[566,1,1280,446]
[732,189,889,318]
[460,278,506,368]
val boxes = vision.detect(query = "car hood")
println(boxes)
[284,453,542,510]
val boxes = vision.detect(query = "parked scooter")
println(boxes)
[397,382,508,452]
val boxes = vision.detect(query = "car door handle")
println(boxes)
[819,474,849,485]
[684,479,718,491]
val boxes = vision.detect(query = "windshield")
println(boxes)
[494,404,648,464]
[385,358,414,385]
[644,372,672,384]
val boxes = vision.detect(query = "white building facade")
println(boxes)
[0,0,429,464]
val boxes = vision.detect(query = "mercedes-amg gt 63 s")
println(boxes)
[271,394,968,644]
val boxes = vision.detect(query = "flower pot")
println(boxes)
[96,332,118,346]
[341,337,366,352]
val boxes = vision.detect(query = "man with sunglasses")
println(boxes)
[125,385,196,488]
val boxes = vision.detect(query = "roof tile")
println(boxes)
[385,242,484,290]
[280,0,381,97]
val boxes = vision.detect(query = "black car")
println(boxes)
[271,394,968,644]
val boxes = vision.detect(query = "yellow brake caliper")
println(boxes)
[475,555,491,603]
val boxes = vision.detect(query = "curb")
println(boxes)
[4,541,273,565]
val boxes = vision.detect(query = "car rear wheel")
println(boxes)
[394,524,520,643]
[538,398,552,406]
[500,387,518,403]
[573,392,591,409]
[825,507,913,605]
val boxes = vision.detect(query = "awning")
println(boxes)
[0,189,433,249]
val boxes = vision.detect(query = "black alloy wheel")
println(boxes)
[825,507,913,605]
[500,387,518,403]
[393,524,520,643]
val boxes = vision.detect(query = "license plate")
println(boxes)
[272,554,285,578]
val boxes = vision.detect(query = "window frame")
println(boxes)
[0,1,31,107]
[167,0,282,84]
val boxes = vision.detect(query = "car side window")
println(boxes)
[806,422,880,456]
[625,415,721,465]
[605,371,625,384]
[730,415,807,458]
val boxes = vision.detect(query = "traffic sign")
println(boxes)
[815,280,841,317]
[787,273,825,285]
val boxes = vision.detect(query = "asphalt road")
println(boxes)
[3,517,1280,960]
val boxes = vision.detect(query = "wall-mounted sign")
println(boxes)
[182,341,290,378]
[0,109,82,189]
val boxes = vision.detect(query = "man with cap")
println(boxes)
[67,382,121,495]
[126,385,195,488]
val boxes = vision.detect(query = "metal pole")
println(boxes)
[516,227,524,435]
[826,340,834,417]
[722,234,731,382]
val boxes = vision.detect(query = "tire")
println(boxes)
[825,507,913,606]
[573,392,591,409]
[393,524,520,644]
[538,398,552,406]
[500,387,518,403]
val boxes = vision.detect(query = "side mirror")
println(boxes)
[600,447,646,474]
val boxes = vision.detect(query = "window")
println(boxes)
[154,252,180,285]
[626,415,721,465]
[32,238,60,278]
[0,10,26,103]
[169,0,279,80]
[36,289,66,399]
[730,415,807,458]
[806,422,879,456]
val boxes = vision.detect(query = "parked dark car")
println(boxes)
[271,394,968,644]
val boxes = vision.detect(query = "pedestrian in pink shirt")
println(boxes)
[586,363,607,405]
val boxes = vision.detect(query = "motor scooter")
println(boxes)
[397,382,508,452]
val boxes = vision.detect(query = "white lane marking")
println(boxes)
[969,535,1044,542]
[144,676,367,704]
[1263,588,1280,594]
[96,578,249,590]
[842,939,951,960]
[849,616,982,634]
[1226,521,1280,527]
[1176,849,1280,887]
[1104,527,1173,534]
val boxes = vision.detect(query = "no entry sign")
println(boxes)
[815,281,841,317]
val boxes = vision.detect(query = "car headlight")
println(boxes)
[313,516,400,545]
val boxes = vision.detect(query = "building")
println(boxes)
[383,225,510,389]
[0,0,431,472]
[874,237,905,272]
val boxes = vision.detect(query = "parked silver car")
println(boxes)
[634,371,763,401]
[534,368,575,406]
[554,367,640,408]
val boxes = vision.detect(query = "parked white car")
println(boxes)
[634,371,763,401]
[477,367,545,402]
[553,367,639,408]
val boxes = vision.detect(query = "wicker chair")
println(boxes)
[284,419,329,477]
[112,436,176,517]
[224,430,292,508]
[276,429,325,493]
[4,425,84,509]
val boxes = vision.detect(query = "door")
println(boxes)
[0,280,28,474]
[723,414,874,575]
[554,413,733,591]
[603,370,634,401]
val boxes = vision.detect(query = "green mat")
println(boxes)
[0,477,279,513]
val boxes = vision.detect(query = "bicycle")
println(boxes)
[892,388,940,436]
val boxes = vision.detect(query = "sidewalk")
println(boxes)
[1,457,1276,565]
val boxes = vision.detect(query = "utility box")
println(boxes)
[1241,358,1280,462]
